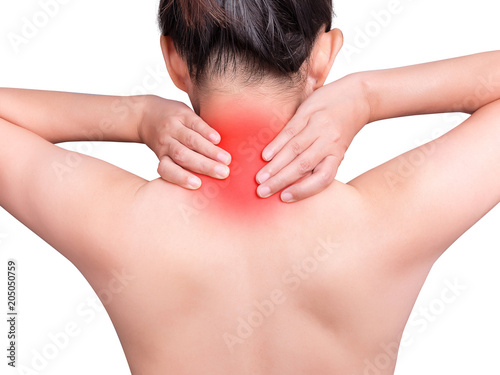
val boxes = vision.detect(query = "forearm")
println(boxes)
[359,51,500,123]
[0,88,145,143]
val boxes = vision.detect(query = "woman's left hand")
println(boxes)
[256,74,370,202]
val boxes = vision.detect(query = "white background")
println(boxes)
[0,0,499,374]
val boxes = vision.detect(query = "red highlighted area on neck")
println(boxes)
[188,99,293,220]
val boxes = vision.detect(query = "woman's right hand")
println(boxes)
[138,96,232,190]
[256,73,371,202]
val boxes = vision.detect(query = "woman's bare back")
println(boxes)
[84,174,431,375]
[5,96,490,375]
[2,71,500,374]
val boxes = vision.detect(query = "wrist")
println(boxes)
[137,95,156,144]
[350,71,374,126]
[340,72,371,134]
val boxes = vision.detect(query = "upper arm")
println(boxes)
[349,100,500,265]
[0,117,148,271]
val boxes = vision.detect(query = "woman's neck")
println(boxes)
[195,94,298,216]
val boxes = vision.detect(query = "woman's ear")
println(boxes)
[160,36,193,93]
[307,28,344,90]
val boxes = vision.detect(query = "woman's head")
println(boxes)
[158,0,342,111]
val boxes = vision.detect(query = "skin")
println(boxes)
[1,27,500,375]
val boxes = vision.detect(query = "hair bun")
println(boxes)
[172,0,226,30]
[159,0,333,85]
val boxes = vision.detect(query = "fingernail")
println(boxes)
[188,176,202,189]
[217,152,231,165]
[215,165,230,178]
[281,192,295,203]
[258,186,271,198]
[257,172,270,184]
[263,150,274,161]
[210,133,221,143]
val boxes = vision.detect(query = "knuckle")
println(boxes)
[185,119,197,131]
[173,124,185,138]
[157,158,170,175]
[285,127,297,139]
[183,133,197,149]
[316,170,333,186]
[193,119,207,132]
[157,165,164,176]
[265,166,276,176]
[290,141,302,156]
[171,146,186,163]
[298,159,313,174]
[157,136,170,148]
[329,129,342,143]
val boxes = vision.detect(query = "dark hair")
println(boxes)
[158,0,333,86]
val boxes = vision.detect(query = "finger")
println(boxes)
[177,127,232,165]
[261,112,310,162]
[280,155,339,203]
[168,139,230,180]
[157,156,203,190]
[184,116,222,145]
[256,130,317,184]
[257,140,328,198]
